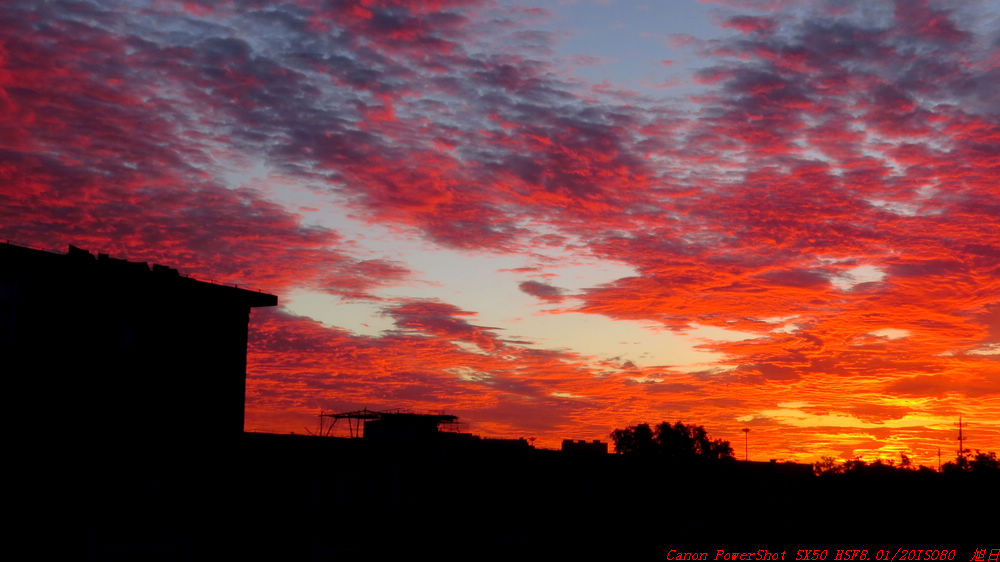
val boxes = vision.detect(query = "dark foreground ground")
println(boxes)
[65,433,998,561]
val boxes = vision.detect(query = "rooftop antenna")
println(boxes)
[741,426,750,462]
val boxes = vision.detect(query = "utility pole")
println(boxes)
[742,427,750,462]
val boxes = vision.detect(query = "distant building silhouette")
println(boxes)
[360,411,459,442]
[561,439,608,455]
[320,408,535,454]
[1,242,276,450]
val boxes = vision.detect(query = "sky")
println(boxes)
[3,0,1000,465]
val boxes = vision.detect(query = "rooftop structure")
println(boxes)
[320,409,460,440]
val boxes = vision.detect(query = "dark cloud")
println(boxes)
[722,15,780,35]
[384,299,504,351]
[517,280,565,302]
[886,373,1000,397]
[733,363,801,384]
[756,269,831,288]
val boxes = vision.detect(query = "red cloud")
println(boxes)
[5,0,1000,461]
[722,16,779,36]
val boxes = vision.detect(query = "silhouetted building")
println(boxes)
[363,412,459,442]
[740,459,814,478]
[561,439,608,455]
[1,242,276,450]
[479,436,533,452]
[319,408,535,455]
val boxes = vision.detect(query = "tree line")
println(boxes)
[814,449,1000,476]
[610,420,999,476]
[609,421,734,462]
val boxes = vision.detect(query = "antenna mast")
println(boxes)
[956,415,968,460]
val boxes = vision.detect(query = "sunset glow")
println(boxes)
[4,0,999,465]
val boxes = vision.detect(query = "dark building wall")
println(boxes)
[1,243,276,450]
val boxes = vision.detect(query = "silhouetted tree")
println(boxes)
[610,421,734,462]
[813,456,842,476]
[945,449,1000,473]
[842,457,869,473]
[816,455,917,476]
[899,453,912,469]
[609,423,655,457]
[819,450,999,476]
[970,450,1000,472]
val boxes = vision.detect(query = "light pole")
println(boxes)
[742,427,750,461]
